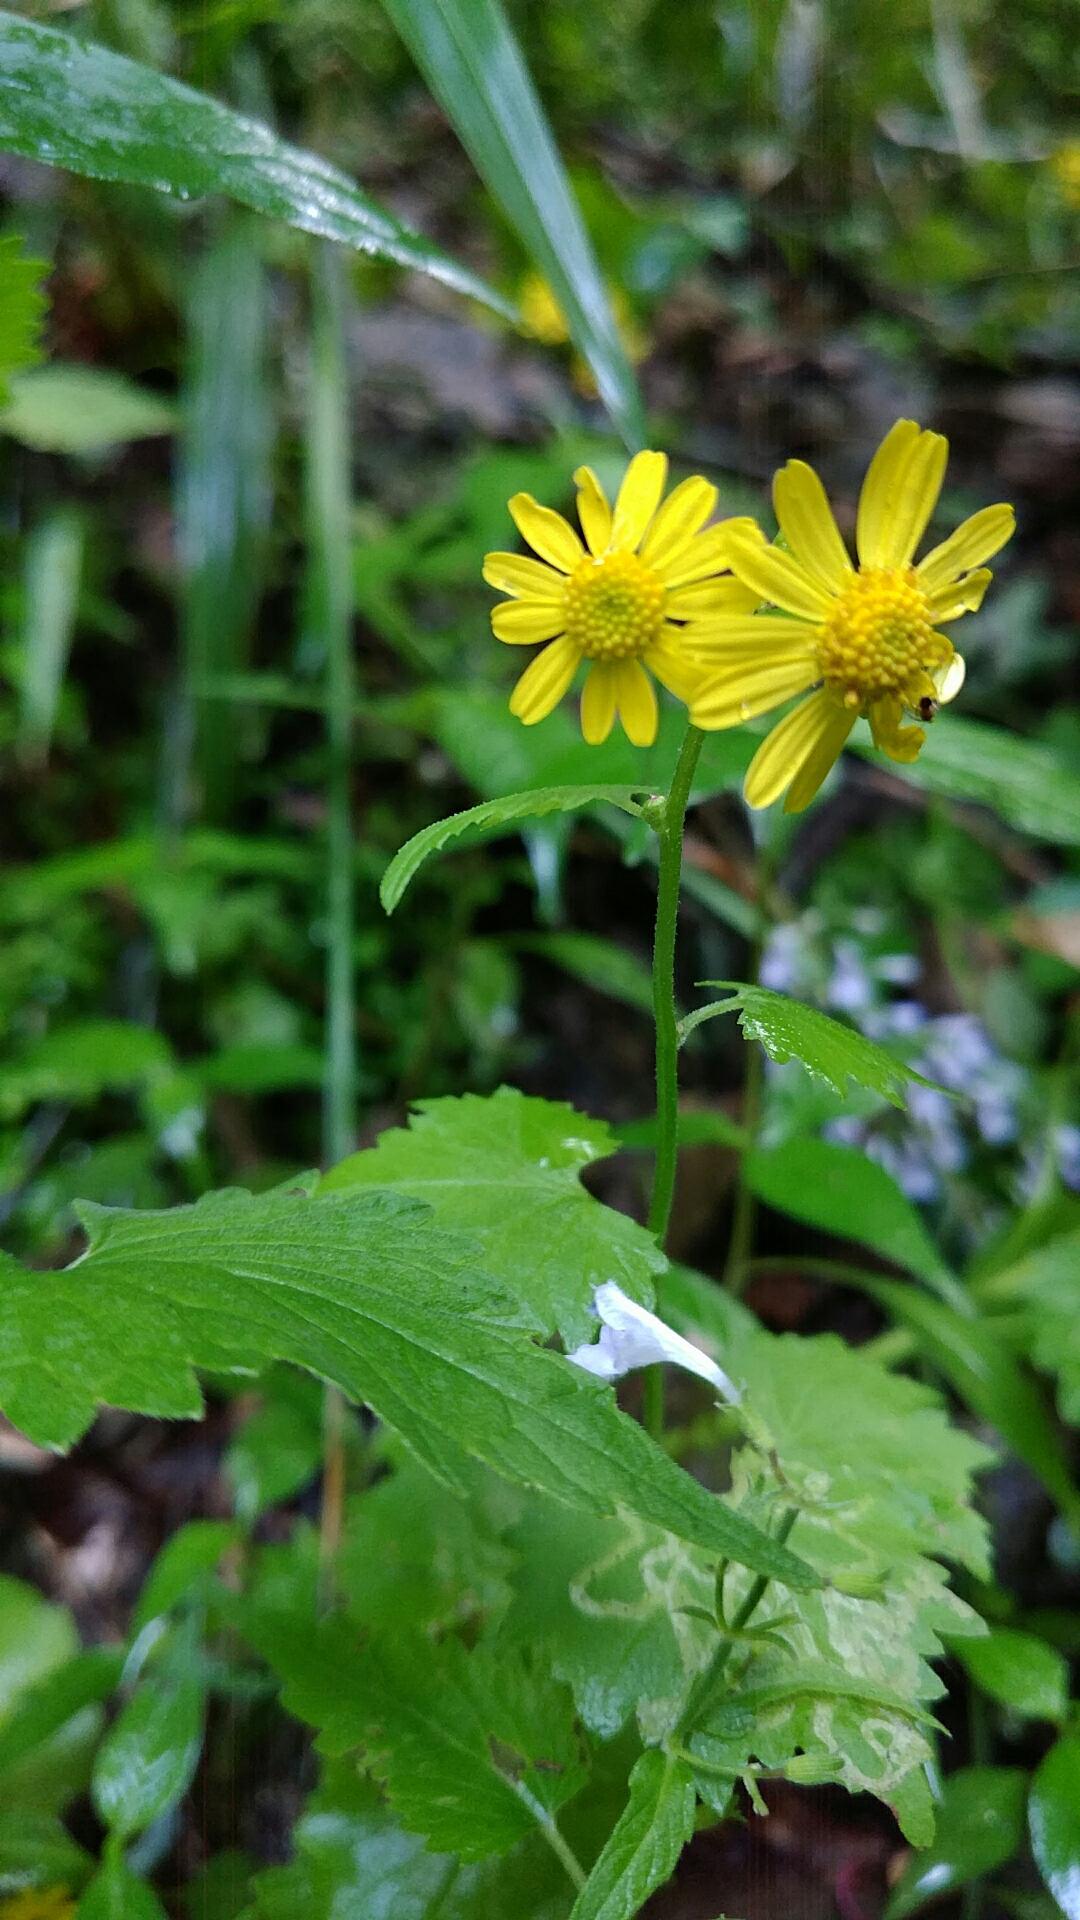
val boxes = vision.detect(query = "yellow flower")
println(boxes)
[0,1890,77,1920]
[517,269,649,370]
[686,419,1015,812]
[483,452,759,747]
[1050,142,1080,208]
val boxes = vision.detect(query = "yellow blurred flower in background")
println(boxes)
[0,1889,77,1920]
[1050,142,1080,207]
[516,269,649,391]
[686,419,1015,811]
[484,451,758,746]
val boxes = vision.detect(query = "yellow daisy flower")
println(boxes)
[1050,142,1080,209]
[0,1889,77,1920]
[686,419,1015,812]
[483,451,758,747]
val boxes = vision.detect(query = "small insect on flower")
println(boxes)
[685,419,1015,812]
[483,452,759,747]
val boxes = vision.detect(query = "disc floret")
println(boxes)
[564,550,665,662]
[816,565,950,710]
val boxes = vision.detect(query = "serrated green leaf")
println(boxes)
[0,235,46,405]
[864,1280,1080,1529]
[320,1087,664,1347]
[380,787,647,914]
[378,0,643,449]
[744,1136,965,1304]
[954,1627,1069,1724]
[1029,1735,1080,1920]
[249,1758,577,1919]
[857,713,1080,847]
[504,1313,987,1837]
[0,11,509,314]
[0,364,176,454]
[0,1186,815,1585]
[885,1767,1028,1919]
[91,1668,206,1841]
[247,1621,586,1862]
[568,1749,695,1920]
[978,1227,1080,1424]
[683,983,936,1108]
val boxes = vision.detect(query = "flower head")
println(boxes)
[484,452,758,747]
[686,420,1015,811]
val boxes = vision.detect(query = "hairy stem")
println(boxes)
[674,1506,799,1740]
[644,721,704,1442]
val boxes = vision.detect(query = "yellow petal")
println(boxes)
[573,466,612,556]
[509,636,582,724]
[773,460,854,596]
[926,568,992,622]
[868,693,925,763]
[639,475,718,572]
[917,503,1015,592]
[691,657,820,730]
[666,576,769,621]
[610,450,668,550]
[613,657,659,746]
[508,492,584,572]
[783,699,859,812]
[725,531,833,621]
[662,518,764,590]
[483,551,566,599]
[743,688,854,809]
[643,636,707,704]
[680,615,814,659]
[855,420,947,568]
[491,599,567,645]
[580,660,618,744]
[935,651,966,702]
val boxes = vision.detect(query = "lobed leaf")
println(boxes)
[380,786,648,913]
[0,11,509,313]
[320,1086,664,1347]
[378,0,644,449]
[0,1185,815,1585]
[682,982,938,1108]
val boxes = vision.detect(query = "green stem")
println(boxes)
[644,721,704,1445]
[722,1037,762,1294]
[307,239,356,1613]
[648,721,705,1245]
[674,1506,798,1741]
[513,1784,587,1893]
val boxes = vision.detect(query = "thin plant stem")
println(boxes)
[674,1506,799,1740]
[644,720,705,1442]
[307,239,356,1613]
[721,826,777,1293]
[513,1783,587,1893]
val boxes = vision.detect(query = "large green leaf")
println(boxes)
[567,1750,695,1920]
[249,1758,578,1919]
[681,983,937,1109]
[0,1185,814,1586]
[745,1136,965,1304]
[319,1087,664,1347]
[378,0,644,448]
[91,1668,206,1842]
[247,1620,585,1861]
[856,714,1080,846]
[885,1768,1028,1919]
[954,1627,1068,1724]
[865,1280,1080,1529]
[0,11,508,313]
[1029,1735,1080,1920]
[0,364,176,454]
[379,786,648,913]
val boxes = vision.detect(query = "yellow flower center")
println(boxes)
[816,566,948,707]
[564,549,665,661]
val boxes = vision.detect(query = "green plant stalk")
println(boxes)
[674,1506,799,1741]
[307,239,356,1611]
[722,826,779,1294]
[644,722,705,1443]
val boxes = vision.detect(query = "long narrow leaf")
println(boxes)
[0,11,510,314]
[379,0,646,449]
